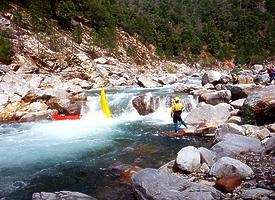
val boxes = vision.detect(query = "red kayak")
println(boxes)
[50,114,82,120]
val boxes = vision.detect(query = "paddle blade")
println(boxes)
[100,87,111,118]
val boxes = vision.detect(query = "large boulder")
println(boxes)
[132,168,223,200]
[201,70,222,86]
[242,85,275,125]
[211,134,264,158]
[198,147,217,167]
[176,146,201,172]
[132,93,160,115]
[47,98,82,115]
[210,157,254,178]
[19,109,58,122]
[137,76,160,88]
[0,101,28,121]
[250,64,264,73]
[254,72,270,85]
[158,74,177,85]
[198,90,231,105]
[186,103,231,125]
[215,123,244,139]
[32,191,97,200]
[221,84,263,100]
[28,102,48,112]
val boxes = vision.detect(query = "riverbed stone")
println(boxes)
[158,74,177,85]
[254,72,270,85]
[242,85,275,125]
[210,157,254,178]
[132,93,160,115]
[176,146,201,172]
[47,97,82,115]
[215,123,244,139]
[226,116,243,125]
[201,70,222,85]
[240,188,273,200]
[132,168,224,200]
[19,109,58,122]
[186,103,231,125]
[263,136,275,155]
[137,76,160,88]
[28,102,48,112]
[198,90,231,105]
[221,84,263,100]
[198,147,217,167]
[211,134,264,157]
[32,191,97,200]
[230,98,245,109]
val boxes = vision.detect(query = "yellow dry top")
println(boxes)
[171,103,183,111]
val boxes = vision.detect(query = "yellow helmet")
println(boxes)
[174,97,180,101]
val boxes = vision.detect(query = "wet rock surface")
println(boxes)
[32,191,97,200]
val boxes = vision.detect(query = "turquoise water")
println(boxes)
[0,87,211,200]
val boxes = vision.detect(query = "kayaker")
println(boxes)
[171,97,187,133]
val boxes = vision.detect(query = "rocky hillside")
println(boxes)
[0,4,199,122]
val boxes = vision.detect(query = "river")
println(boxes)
[0,87,212,199]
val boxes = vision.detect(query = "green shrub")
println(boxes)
[0,31,13,64]
[126,45,137,58]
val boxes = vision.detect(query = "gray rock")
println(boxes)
[47,98,82,115]
[263,136,275,155]
[221,84,263,100]
[211,134,264,158]
[159,160,175,173]
[203,83,215,90]
[200,163,210,173]
[137,76,160,88]
[198,90,231,105]
[250,64,264,73]
[219,75,231,84]
[108,74,127,86]
[94,57,108,64]
[132,93,160,115]
[216,123,244,139]
[19,109,58,122]
[0,93,9,107]
[240,188,273,200]
[32,191,97,200]
[176,146,201,172]
[226,116,243,125]
[254,72,270,85]
[132,168,223,200]
[198,147,217,167]
[201,70,222,85]
[28,102,48,112]
[267,123,275,132]
[242,85,275,125]
[186,103,231,125]
[210,157,254,178]
[254,128,270,140]
[158,74,177,85]
[230,98,245,109]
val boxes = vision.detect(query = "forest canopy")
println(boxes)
[3,0,275,64]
